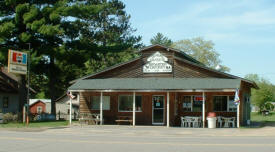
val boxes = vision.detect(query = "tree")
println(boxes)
[150,33,173,47]
[172,37,230,72]
[245,74,275,110]
[0,0,141,115]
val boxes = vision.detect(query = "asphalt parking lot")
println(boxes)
[0,125,275,152]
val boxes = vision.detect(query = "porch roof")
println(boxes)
[68,78,241,91]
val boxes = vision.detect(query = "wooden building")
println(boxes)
[0,67,35,114]
[68,45,257,127]
[29,100,46,114]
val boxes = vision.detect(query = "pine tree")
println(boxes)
[0,0,141,115]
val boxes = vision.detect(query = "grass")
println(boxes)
[249,111,275,127]
[251,112,275,122]
[0,120,69,128]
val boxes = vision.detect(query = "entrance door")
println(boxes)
[152,95,165,125]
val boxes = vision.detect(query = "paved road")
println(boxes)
[0,126,275,152]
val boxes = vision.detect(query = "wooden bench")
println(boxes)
[79,113,101,125]
[115,116,133,125]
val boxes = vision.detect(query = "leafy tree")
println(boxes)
[150,33,172,47]
[0,0,141,114]
[172,37,230,72]
[245,74,275,110]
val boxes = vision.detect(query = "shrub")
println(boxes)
[3,113,18,123]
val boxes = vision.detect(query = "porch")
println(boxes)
[69,91,240,128]
[68,78,244,128]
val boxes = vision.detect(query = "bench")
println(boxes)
[115,116,133,125]
[78,113,101,125]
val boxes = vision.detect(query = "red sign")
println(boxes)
[194,96,203,101]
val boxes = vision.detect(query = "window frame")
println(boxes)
[213,95,236,112]
[3,97,9,108]
[182,95,203,112]
[37,106,43,114]
[90,96,111,110]
[118,95,142,112]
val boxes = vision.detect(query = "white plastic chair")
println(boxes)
[181,117,188,127]
[217,116,223,128]
[228,117,236,128]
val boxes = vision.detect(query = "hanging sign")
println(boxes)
[8,50,28,75]
[143,51,172,73]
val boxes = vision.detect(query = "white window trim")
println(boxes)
[37,106,43,113]
[213,95,236,112]
[90,96,111,110]
[118,95,142,112]
[182,95,203,112]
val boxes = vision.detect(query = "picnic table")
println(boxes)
[78,113,101,125]
[115,116,133,125]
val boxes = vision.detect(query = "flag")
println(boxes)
[67,91,75,99]
[234,88,240,105]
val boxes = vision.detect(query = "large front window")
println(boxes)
[118,95,142,112]
[182,96,202,112]
[213,96,236,112]
[91,96,110,110]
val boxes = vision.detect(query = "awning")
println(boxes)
[68,78,241,91]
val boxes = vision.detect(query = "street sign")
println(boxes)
[8,50,28,75]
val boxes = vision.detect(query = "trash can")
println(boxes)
[207,112,217,128]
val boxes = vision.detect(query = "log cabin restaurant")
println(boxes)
[68,44,258,128]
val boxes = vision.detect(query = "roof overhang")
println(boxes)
[68,78,241,92]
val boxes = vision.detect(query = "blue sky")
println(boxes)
[122,0,275,84]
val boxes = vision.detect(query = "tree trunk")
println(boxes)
[49,56,56,116]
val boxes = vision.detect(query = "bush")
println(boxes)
[3,113,18,123]
[265,102,275,111]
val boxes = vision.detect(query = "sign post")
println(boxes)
[8,49,29,124]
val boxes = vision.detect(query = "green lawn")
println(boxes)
[0,121,69,128]
[250,112,275,127]
[251,112,275,122]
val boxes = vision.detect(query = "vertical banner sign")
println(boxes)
[8,50,28,75]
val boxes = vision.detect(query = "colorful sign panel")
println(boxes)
[143,51,172,73]
[8,50,28,75]
[194,96,203,101]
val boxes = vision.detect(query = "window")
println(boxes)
[193,96,202,112]
[37,106,43,114]
[228,96,237,112]
[213,96,228,112]
[3,97,9,108]
[182,96,192,112]
[118,95,142,112]
[182,96,202,112]
[91,96,110,110]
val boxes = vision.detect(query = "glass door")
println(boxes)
[152,95,164,125]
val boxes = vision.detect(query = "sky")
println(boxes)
[121,0,275,84]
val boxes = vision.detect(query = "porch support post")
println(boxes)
[202,92,205,128]
[100,91,103,125]
[167,92,170,127]
[237,103,240,128]
[133,92,136,126]
[69,91,72,125]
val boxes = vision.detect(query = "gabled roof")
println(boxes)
[70,57,141,84]
[69,78,242,91]
[69,45,258,89]
[138,44,204,65]
[0,67,36,93]
[173,56,258,89]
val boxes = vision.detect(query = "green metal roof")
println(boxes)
[68,78,241,91]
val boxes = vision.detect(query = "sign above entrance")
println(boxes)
[143,51,172,73]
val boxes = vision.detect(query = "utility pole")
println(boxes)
[26,43,31,125]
